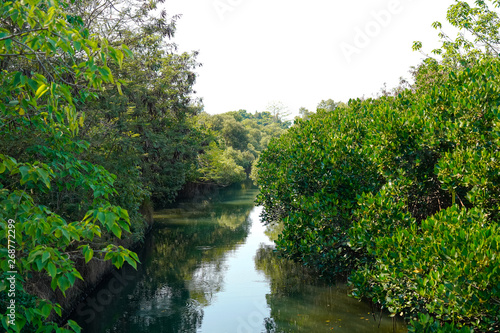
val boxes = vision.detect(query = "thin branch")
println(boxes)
[0,28,48,41]
[468,15,500,56]
[11,38,85,89]
[0,52,44,57]
[12,38,55,82]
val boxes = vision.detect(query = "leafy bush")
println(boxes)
[0,1,140,331]
[257,52,500,333]
[256,104,381,277]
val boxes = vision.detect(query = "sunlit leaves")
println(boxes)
[416,0,500,66]
[0,0,138,332]
[103,244,140,269]
[257,104,381,278]
[258,55,500,332]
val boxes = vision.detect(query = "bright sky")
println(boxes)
[163,0,457,118]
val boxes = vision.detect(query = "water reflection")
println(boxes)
[255,245,407,332]
[71,184,258,332]
[70,184,406,333]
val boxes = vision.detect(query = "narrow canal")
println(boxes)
[70,183,407,332]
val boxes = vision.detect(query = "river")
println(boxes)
[70,183,407,332]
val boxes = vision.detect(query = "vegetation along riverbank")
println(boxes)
[1,0,499,332]
[256,1,500,332]
[0,0,286,331]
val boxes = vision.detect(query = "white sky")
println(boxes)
[162,0,457,118]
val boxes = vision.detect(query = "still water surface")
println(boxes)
[70,184,407,332]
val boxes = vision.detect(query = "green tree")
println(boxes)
[259,59,500,331]
[414,0,500,67]
[221,117,249,151]
[191,110,286,187]
[197,142,246,186]
[316,99,339,112]
[74,0,203,209]
[0,1,139,331]
[266,101,292,127]
[298,107,312,119]
[258,3,500,331]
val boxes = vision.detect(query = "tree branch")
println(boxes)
[0,28,48,41]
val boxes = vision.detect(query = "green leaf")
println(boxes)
[66,320,81,333]
[129,252,140,263]
[121,44,133,58]
[112,254,124,268]
[27,78,38,91]
[117,81,123,95]
[19,165,30,179]
[83,246,93,263]
[124,256,137,270]
[57,276,70,292]
[53,304,62,316]
[47,262,57,278]
[111,224,122,238]
[41,304,52,318]
[35,84,48,99]
[36,168,51,188]
[65,272,75,286]
[13,72,22,87]
[35,258,45,271]
[104,212,117,228]
[4,38,12,49]
[97,67,110,79]
[97,211,106,224]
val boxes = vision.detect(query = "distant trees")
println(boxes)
[298,107,313,120]
[266,101,292,127]
[316,99,339,111]
[221,118,249,151]
[193,110,287,187]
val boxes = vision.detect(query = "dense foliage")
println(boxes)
[193,109,288,187]
[257,1,500,331]
[257,102,380,277]
[0,0,288,331]
[0,0,141,331]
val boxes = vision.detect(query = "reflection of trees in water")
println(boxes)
[256,245,346,332]
[263,222,284,242]
[126,203,254,331]
[189,263,224,306]
[255,246,407,333]
[255,245,319,333]
[112,285,204,333]
[74,188,257,333]
[167,180,258,207]
[255,244,317,296]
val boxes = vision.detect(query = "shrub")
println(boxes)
[257,57,500,331]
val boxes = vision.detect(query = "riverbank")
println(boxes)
[59,181,238,325]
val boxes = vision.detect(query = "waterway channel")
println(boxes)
[70,183,407,332]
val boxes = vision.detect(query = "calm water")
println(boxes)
[70,184,407,332]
